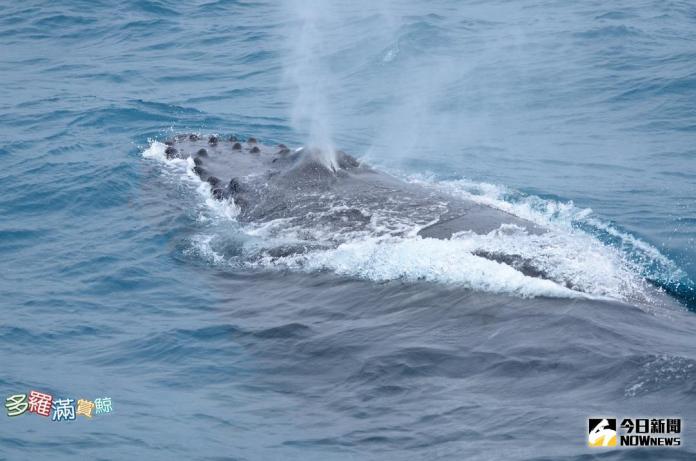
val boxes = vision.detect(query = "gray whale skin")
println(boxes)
[164,133,541,241]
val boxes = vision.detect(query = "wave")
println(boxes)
[406,174,694,308]
[143,139,693,308]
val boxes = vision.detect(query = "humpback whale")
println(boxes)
[147,133,680,306]
[163,134,541,238]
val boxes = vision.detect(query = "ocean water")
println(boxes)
[1,1,695,459]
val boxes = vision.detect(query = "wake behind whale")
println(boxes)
[143,134,686,310]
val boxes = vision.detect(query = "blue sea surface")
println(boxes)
[1,1,695,459]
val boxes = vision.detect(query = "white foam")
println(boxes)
[625,355,696,397]
[264,235,585,299]
[184,234,226,265]
[405,174,685,298]
[450,225,649,301]
[406,174,590,229]
[142,140,240,222]
[383,43,400,62]
[142,140,683,304]
[251,221,653,302]
[142,140,168,161]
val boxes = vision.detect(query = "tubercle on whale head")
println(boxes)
[165,146,178,159]
[163,134,360,166]
[161,134,363,202]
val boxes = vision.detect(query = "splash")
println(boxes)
[142,140,240,222]
[407,174,694,307]
[282,0,337,168]
[142,139,691,308]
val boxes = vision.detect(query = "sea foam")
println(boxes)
[142,140,680,304]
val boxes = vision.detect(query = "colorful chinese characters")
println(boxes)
[95,397,112,415]
[76,399,95,418]
[28,390,53,417]
[5,394,28,417]
[52,398,76,422]
[5,391,112,421]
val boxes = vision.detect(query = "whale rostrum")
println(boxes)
[163,133,544,239]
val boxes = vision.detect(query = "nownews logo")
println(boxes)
[588,417,682,448]
[588,419,617,447]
